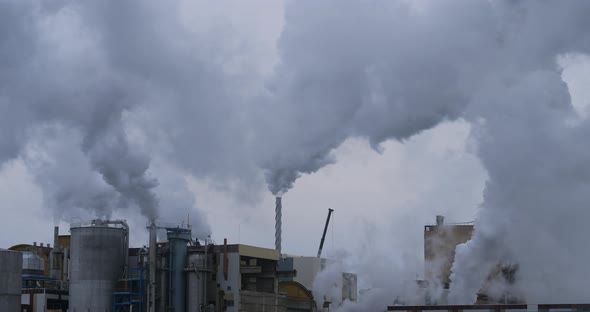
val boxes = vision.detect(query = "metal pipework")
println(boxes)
[95,219,129,273]
[148,222,157,312]
[63,247,69,282]
[223,238,228,281]
[317,208,334,258]
[49,226,62,279]
[53,226,59,248]
[167,227,191,312]
[275,197,282,253]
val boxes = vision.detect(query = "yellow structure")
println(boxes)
[279,281,316,312]
[424,223,473,285]
[423,217,521,304]
[239,244,279,261]
[9,244,52,276]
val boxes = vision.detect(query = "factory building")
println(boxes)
[0,218,359,312]
[185,241,287,311]
[0,249,22,311]
[423,216,521,305]
[424,216,473,287]
[9,226,69,311]
[278,255,357,308]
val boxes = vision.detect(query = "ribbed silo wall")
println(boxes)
[69,225,128,312]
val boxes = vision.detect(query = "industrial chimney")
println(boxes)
[148,222,157,312]
[53,226,59,248]
[275,197,282,253]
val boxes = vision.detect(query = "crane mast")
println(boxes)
[317,208,334,258]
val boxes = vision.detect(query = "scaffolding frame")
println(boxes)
[113,267,144,312]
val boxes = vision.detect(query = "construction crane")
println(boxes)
[317,208,334,258]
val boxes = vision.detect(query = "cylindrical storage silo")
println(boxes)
[0,249,22,312]
[70,220,129,312]
[167,229,191,312]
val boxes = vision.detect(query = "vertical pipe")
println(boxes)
[53,226,59,249]
[49,226,60,279]
[223,238,228,281]
[204,237,209,310]
[275,197,282,253]
[49,250,56,279]
[160,257,167,312]
[148,222,157,312]
[168,229,190,312]
[63,248,69,281]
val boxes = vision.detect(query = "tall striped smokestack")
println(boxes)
[275,196,282,253]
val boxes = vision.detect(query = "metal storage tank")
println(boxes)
[70,219,129,312]
[0,249,22,312]
[167,228,191,312]
[22,250,44,276]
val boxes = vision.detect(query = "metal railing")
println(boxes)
[387,304,590,312]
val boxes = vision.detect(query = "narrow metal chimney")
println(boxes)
[275,197,282,253]
[436,215,445,226]
[148,222,157,312]
[53,226,59,249]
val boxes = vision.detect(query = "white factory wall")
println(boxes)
[292,257,323,291]
[216,252,241,312]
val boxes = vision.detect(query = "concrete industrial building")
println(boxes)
[278,256,357,306]
[1,215,589,311]
[9,227,69,311]
[424,216,474,288]
[0,249,22,311]
[185,241,286,311]
[423,216,520,305]
[0,218,357,312]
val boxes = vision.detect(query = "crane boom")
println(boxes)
[317,208,334,258]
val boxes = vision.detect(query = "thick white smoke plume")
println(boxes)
[0,0,262,227]
[273,0,590,307]
[3,0,590,306]
[449,70,590,303]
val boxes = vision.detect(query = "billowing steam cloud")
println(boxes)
[0,0,261,225]
[3,0,590,305]
[261,0,480,194]
[270,0,590,307]
[449,70,590,304]
[0,1,163,221]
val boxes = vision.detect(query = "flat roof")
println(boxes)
[239,244,279,261]
[189,243,279,261]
